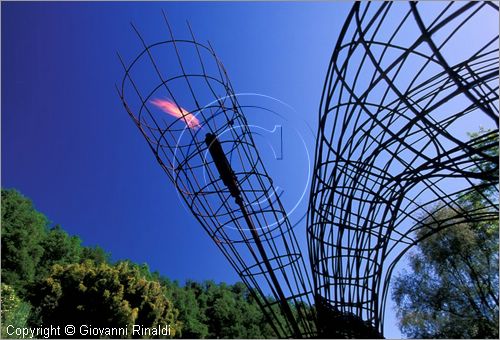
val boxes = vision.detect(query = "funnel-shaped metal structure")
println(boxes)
[118,3,498,338]
[308,2,499,337]
[118,15,316,338]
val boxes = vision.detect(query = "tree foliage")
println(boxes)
[392,207,499,338]
[0,284,31,339]
[1,189,110,294]
[1,189,47,295]
[392,129,499,338]
[1,188,283,338]
[37,225,84,280]
[30,261,181,338]
[164,280,280,338]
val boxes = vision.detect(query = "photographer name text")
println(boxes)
[5,324,172,338]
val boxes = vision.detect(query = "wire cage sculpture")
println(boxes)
[308,2,499,337]
[118,2,499,339]
[117,14,316,338]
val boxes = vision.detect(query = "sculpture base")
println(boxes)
[316,296,383,339]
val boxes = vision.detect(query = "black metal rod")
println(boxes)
[205,133,302,338]
[205,133,241,198]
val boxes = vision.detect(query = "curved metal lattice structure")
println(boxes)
[118,3,499,338]
[117,14,316,338]
[308,2,499,337]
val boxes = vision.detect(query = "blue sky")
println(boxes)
[2,2,497,338]
[2,1,346,281]
[2,1,343,276]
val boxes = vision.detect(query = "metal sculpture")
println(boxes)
[117,14,316,338]
[308,2,499,337]
[118,2,498,338]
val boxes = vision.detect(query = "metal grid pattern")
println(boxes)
[117,14,316,338]
[307,2,499,337]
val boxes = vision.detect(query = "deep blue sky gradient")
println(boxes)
[3,1,348,280]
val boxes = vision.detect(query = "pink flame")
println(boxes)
[150,98,201,130]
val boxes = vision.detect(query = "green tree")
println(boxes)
[161,278,281,338]
[392,206,498,338]
[1,189,47,294]
[2,188,111,290]
[392,129,499,338]
[29,261,181,338]
[80,245,110,264]
[0,284,31,339]
[166,280,209,338]
[36,225,83,280]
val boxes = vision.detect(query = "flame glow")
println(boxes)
[150,98,201,129]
